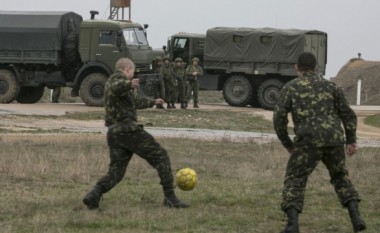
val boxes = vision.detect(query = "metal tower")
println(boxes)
[109,0,131,21]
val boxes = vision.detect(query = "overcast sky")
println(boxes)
[2,0,379,78]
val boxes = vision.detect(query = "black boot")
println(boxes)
[280,208,299,233]
[184,101,188,108]
[163,189,189,208]
[193,102,199,108]
[347,200,366,232]
[83,186,103,210]
[180,102,186,109]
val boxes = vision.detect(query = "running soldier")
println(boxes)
[273,52,366,233]
[83,58,189,210]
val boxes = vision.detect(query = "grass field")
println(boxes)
[0,134,379,233]
[364,113,380,128]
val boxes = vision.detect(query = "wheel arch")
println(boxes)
[71,62,112,96]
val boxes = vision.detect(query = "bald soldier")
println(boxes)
[83,58,189,210]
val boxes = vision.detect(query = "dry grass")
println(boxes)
[0,134,379,233]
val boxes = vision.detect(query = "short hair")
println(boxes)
[115,58,135,71]
[297,52,317,71]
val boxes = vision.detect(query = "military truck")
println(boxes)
[165,27,327,109]
[0,11,156,106]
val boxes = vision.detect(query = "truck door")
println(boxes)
[172,37,190,63]
[94,30,124,71]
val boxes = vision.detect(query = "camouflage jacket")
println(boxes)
[160,65,174,83]
[104,71,155,127]
[185,65,203,81]
[273,71,357,149]
[173,66,185,82]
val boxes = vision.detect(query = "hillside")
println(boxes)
[333,58,380,105]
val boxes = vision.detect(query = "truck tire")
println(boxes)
[258,79,284,110]
[222,75,252,107]
[80,73,107,107]
[0,70,21,103]
[16,86,45,104]
[137,75,155,98]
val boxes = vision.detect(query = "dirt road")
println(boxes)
[1,103,380,146]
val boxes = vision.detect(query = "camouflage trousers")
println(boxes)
[164,81,173,103]
[177,80,186,102]
[281,146,360,213]
[187,80,199,103]
[52,87,61,103]
[153,82,164,100]
[95,123,174,193]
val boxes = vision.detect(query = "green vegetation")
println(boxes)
[62,109,275,133]
[364,113,380,128]
[1,90,379,232]
[0,135,378,233]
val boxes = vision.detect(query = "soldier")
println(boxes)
[83,58,188,210]
[173,57,187,109]
[153,56,165,109]
[185,57,203,108]
[51,86,61,103]
[273,52,366,233]
[160,56,175,109]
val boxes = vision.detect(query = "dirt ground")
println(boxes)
[1,103,380,143]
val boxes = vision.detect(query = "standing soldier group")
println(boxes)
[152,55,203,109]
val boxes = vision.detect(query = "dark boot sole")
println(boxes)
[83,198,99,210]
[354,223,366,232]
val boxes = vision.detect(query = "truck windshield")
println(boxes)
[122,28,149,46]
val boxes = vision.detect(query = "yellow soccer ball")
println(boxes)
[175,168,197,191]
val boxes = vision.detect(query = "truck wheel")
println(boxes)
[80,73,107,107]
[137,75,155,98]
[222,75,252,107]
[0,70,20,103]
[137,81,154,98]
[258,79,284,110]
[16,86,45,104]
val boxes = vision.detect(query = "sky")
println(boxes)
[2,0,380,78]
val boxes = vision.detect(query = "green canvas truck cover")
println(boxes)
[204,27,326,63]
[0,11,83,51]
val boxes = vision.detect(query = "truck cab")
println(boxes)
[72,19,155,106]
[167,33,205,66]
[0,11,157,106]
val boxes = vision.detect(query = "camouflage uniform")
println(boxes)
[185,57,203,107]
[173,58,186,109]
[52,87,61,103]
[94,71,175,195]
[160,58,175,108]
[273,71,360,213]
[152,57,165,105]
